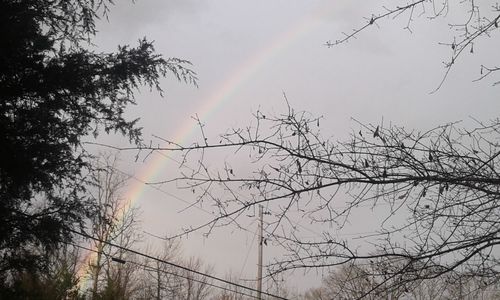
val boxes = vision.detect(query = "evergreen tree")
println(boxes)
[0,0,196,281]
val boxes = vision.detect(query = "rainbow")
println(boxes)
[77,2,334,291]
[125,3,331,212]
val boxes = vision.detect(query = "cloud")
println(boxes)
[95,0,206,44]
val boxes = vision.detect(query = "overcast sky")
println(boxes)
[90,0,500,293]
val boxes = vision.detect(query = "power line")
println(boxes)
[131,260,264,299]
[69,242,265,299]
[91,143,381,282]
[239,225,258,280]
[71,229,288,300]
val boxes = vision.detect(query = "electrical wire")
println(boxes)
[70,229,288,300]
[69,242,264,299]
[131,260,263,299]
[92,142,382,285]
[238,225,258,280]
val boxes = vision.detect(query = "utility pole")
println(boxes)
[257,205,263,300]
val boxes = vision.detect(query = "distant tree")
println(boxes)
[85,154,141,299]
[304,260,500,300]
[0,0,196,279]
[138,239,184,300]
[304,262,386,300]
[0,244,83,300]
[135,239,217,300]
[210,273,251,300]
[181,257,214,300]
[97,255,141,300]
[304,258,419,300]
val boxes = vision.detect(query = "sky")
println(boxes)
[88,0,500,294]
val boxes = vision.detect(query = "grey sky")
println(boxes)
[91,0,500,294]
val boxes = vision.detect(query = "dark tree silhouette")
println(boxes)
[0,244,83,300]
[0,0,196,279]
[129,109,500,298]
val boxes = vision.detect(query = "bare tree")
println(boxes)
[210,272,255,300]
[110,106,500,298]
[137,239,184,300]
[135,239,216,300]
[84,153,141,299]
[326,1,500,89]
[181,256,214,300]
[98,254,141,300]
